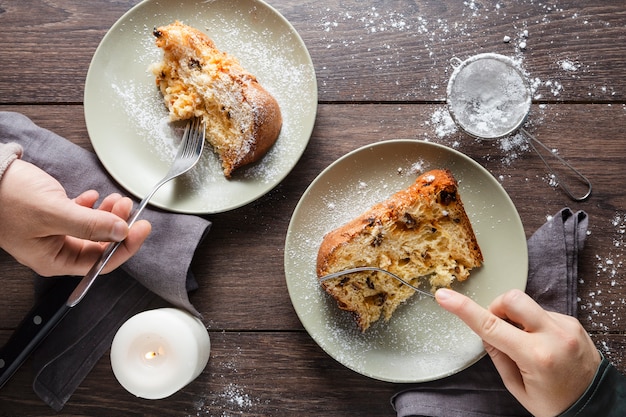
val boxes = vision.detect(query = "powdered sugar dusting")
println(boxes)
[189,382,258,417]
[430,108,458,139]
[188,345,268,416]
[203,11,316,182]
[316,1,612,173]
[559,59,581,73]
[498,132,530,166]
[286,158,485,379]
[285,139,529,381]
[190,382,264,416]
[577,212,626,366]
[98,1,316,212]
[447,54,531,139]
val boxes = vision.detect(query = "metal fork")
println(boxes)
[0,118,205,390]
[68,117,206,306]
[319,266,436,298]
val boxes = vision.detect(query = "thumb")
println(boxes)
[52,200,130,242]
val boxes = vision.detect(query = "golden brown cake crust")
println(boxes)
[316,169,483,331]
[152,21,282,177]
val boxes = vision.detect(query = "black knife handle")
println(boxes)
[0,283,73,389]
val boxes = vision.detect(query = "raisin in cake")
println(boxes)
[316,169,483,332]
[151,21,282,177]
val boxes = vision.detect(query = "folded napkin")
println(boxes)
[0,111,211,410]
[392,207,588,417]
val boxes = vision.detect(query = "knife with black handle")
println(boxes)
[0,238,121,389]
[0,280,75,389]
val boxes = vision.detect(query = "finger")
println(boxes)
[73,190,100,208]
[49,220,152,276]
[51,200,129,242]
[100,220,152,273]
[96,193,124,213]
[435,288,527,356]
[488,289,549,332]
[482,341,525,399]
[107,196,134,222]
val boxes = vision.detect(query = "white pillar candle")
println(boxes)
[110,308,210,399]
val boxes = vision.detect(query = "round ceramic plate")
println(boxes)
[284,140,528,383]
[84,0,317,213]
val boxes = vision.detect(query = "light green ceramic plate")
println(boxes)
[284,140,528,383]
[84,0,317,213]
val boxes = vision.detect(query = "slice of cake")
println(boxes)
[151,21,282,177]
[316,169,483,332]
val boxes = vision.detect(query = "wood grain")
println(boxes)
[0,0,625,415]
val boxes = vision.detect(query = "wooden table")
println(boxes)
[1,1,625,415]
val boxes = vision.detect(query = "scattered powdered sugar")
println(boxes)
[188,345,267,416]
[594,213,626,285]
[220,383,254,409]
[612,213,626,245]
[321,7,411,36]
[578,212,626,361]
[425,45,594,171]
[423,173,436,183]
[316,1,611,169]
[408,159,427,175]
[313,1,623,370]
[284,147,527,379]
[317,0,611,103]
[317,6,452,94]
[190,383,259,417]
[559,59,581,72]
[498,132,530,165]
[430,107,458,139]
[105,5,316,211]
[111,80,179,162]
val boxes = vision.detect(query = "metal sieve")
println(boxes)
[446,53,592,201]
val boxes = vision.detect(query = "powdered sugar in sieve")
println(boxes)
[446,53,592,201]
[447,53,531,139]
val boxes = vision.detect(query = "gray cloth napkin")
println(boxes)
[0,111,211,410]
[392,207,588,417]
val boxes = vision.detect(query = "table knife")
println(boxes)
[0,279,75,389]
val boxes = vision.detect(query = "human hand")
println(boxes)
[0,159,151,276]
[435,288,601,417]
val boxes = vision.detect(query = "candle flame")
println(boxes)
[143,346,165,361]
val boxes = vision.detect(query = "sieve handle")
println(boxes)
[521,128,592,202]
[449,57,463,68]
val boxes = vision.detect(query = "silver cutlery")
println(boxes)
[68,117,206,306]
[319,266,436,298]
[0,117,205,389]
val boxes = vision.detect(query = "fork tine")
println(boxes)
[65,116,206,310]
[319,266,435,298]
[183,120,196,155]
[182,117,205,158]
[192,118,205,153]
[175,121,193,158]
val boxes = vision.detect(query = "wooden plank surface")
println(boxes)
[0,0,625,415]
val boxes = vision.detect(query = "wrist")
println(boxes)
[0,142,23,181]
[557,351,613,417]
